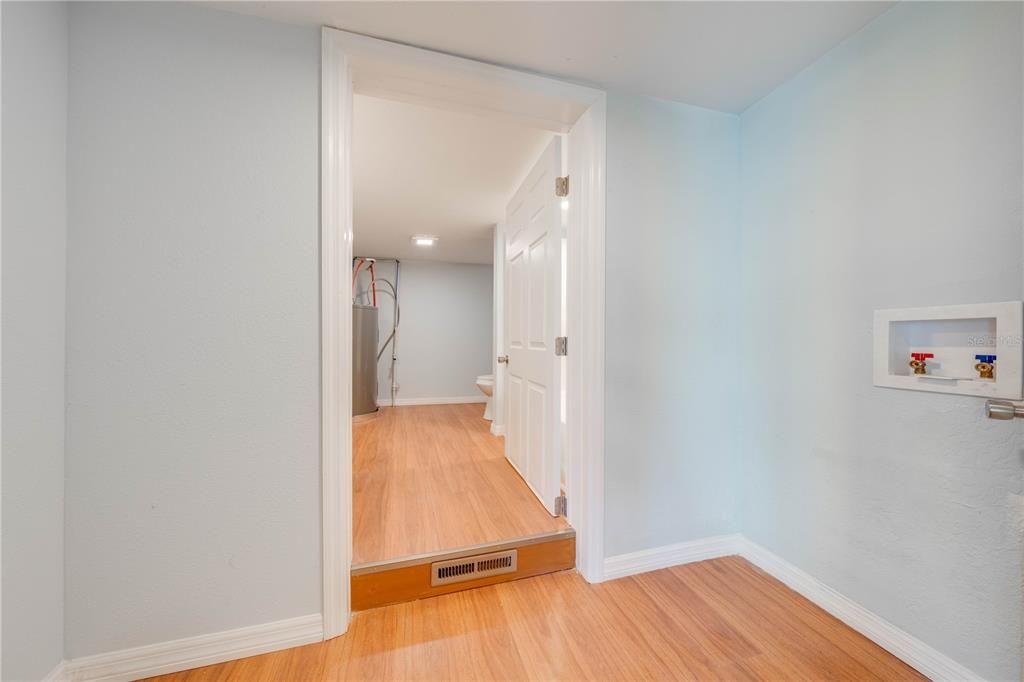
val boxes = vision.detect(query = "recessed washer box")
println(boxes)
[873,301,1023,399]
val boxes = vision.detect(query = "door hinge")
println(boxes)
[555,336,568,356]
[555,494,567,517]
[555,176,569,198]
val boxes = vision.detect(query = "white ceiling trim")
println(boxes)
[337,27,600,132]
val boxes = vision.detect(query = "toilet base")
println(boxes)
[475,374,495,421]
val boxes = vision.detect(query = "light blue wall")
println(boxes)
[1,2,68,679]
[737,3,1023,679]
[605,94,740,556]
[65,2,321,658]
[355,260,493,402]
[47,2,1024,676]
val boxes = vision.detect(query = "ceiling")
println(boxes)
[352,94,552,264]
[215,1,897,264]
[214,2,895,113]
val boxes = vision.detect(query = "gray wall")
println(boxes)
[64,2,321,658]
[1,2,69,679]
[737,3,1023,679]
[356,260,493,402]
[604,94,740,556]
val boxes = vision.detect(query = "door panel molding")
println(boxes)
[505,137,562,516]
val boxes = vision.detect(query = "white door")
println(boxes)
[504,137,562,515]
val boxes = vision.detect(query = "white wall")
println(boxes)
[604,94,740,556]
[1,2,68,678]
[737,3,1023,679]
[64,2,321,659]
[356,260,493,403]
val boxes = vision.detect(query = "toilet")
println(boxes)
[475,374,494,421]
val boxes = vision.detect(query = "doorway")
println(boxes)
[320,27,607,638]
[347,89,568,565]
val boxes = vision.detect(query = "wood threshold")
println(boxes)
[352,528,576,575]
[352,532,575,611]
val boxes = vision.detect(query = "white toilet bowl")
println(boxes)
[475,374,494,421]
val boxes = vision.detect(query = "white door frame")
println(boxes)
[320,26,606,639]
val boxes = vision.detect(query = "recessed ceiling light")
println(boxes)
[411,235,438,246]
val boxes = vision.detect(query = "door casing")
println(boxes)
[321,26,607,639]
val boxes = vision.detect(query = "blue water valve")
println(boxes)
[974,355,996,379]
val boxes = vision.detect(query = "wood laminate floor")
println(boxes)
[146,556,924,681]
[352,404,569,565]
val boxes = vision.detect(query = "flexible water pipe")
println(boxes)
[370,279,399,359]
[354,258,401,408]
[351,258,366,296]
[368,262,377,307]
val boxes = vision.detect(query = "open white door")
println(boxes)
[504,137,563,515]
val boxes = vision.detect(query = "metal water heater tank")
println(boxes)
[352,304,379,416]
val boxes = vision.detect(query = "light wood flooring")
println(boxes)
[353,404,568,565]
[146,556,924,681]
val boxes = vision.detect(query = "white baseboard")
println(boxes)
[603,534,982,681]
[490,423,506,436]
[51,538,982,682]
[602,534,741,581]
[736,538,983,682]
[42,660,68,682]
[376,396,486,407]
[65,613,322,682]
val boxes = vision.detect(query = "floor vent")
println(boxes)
[431,549,518,586]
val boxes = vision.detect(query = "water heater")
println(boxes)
[352,304,379,416]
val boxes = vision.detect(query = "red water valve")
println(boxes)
[909,352,934,375]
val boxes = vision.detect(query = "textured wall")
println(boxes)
[1,2,68,679]
[737,3,1024,678]
[604,94,740,556]
[64,2,321,658]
